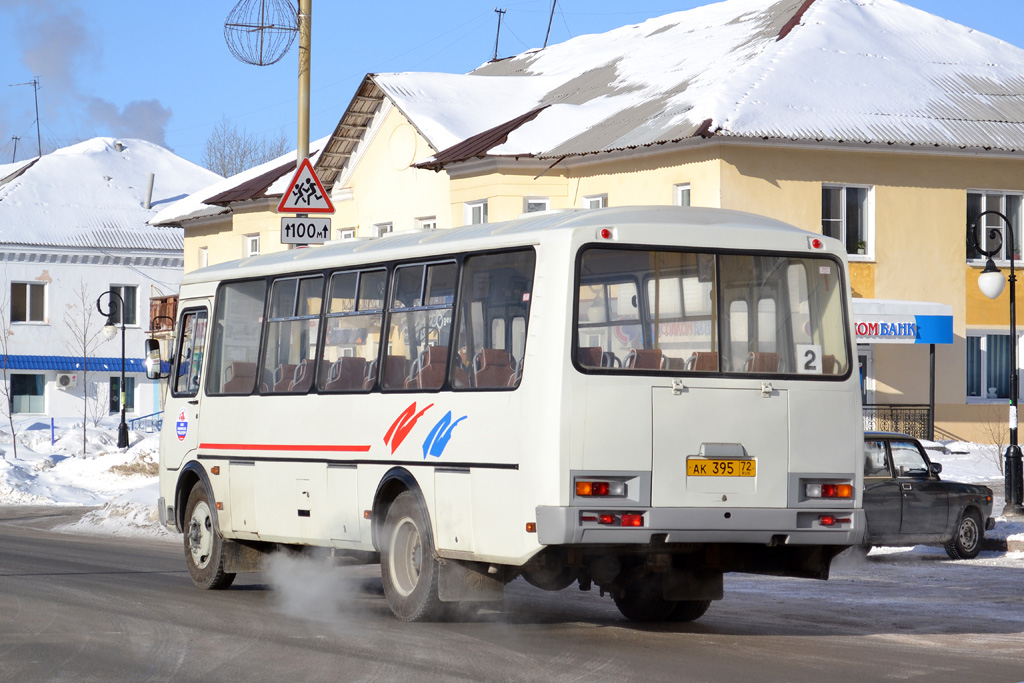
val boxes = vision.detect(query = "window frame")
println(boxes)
[464,200,488,225]
[674,183,691,207]
[10,373,44,413]
[246,234,261,257]
[967,190,1024,264]
[416,216,437,231]
[583,194,608,210]
[965,328,1024,403]
[10,281,46,324]
[374,223,394,237]
[523,197,550,214]
[821,184,873,260]
[108,285,138,326]
[109,375,136,414]
[339,228,356,240]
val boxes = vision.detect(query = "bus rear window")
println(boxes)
[576,248,849,376]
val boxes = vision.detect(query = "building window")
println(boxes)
[967,191,1023,262]
[11,282,45,323]
[246,234,260,257]
[416,216,437,231]
[108,285,138,326]
[675,184,691,207]
[583,194,608,210]
[109,376,136,414]
[339,228,356,240]
[10,374,44,413]
[822,185,871,256]
[375,223,393,237]
[198,247,209,269]
[524,197,550,213]
[465,200,488,225]
[966,331,1023,401]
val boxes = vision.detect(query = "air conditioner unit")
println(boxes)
[56,373,78,390]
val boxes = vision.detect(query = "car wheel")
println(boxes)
[944,509,983,560]
[380,491,445,621]
[612,577,676,622]
[183,484,236,589]
[668,599,712,622]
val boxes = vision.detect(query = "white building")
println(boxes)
[0,138,220,423]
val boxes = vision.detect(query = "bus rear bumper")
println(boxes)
[535,506,865,546]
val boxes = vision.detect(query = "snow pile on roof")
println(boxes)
[0,137,221,250]
[372,0,1024,166]
[150,135,330,226]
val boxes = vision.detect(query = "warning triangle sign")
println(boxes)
[277,158,335,214]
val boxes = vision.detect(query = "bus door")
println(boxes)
[162,304,211,470]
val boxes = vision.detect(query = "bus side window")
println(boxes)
[207,280,267,395]
[453,249,536,390]
[384,262,456,391]
[172,309,208,397]
[321,269,385,393]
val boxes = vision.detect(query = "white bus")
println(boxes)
[151,206,864,622]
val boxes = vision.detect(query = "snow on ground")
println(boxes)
[0,415,1021,550]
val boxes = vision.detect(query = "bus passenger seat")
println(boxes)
[222,362,257,393]
[624,348,663,369]
[743,351,780,373]
[685,351,719,372]
[383,355,409,389]
[577,346,603,367]
[416,346,448,389]
[362,359,378,390]
[289,360,315,392]
[325,357,367,391]
[475,349,513,387]
[272,363,298,392]
[822,354,838,374]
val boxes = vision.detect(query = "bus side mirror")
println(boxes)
[144,338,164,380]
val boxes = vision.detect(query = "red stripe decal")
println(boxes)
[200,443,371,452]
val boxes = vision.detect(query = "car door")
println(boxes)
[891,439,949,536]
[862,438,901,540]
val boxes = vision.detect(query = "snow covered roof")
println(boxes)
[0,138,221,251]
[338,0,1024,172]
[149,136,329,226]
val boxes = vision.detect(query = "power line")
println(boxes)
[8,78,41,158]
[544,0,557,47]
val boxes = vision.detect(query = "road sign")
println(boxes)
[281,216,331,245]
[277,157,335,214]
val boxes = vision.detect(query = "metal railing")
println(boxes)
[862,404,932,440]
[129,411,163,433]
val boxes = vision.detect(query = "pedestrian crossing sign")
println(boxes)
[277,157,335,214]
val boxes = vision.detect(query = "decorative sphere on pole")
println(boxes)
[224,0,298,66]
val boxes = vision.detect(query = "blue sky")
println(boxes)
[1,0,1022,168]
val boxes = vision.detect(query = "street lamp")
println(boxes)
[97,291,130,449]
[969,210,1024,516]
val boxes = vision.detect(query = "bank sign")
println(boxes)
[855,315,953,345]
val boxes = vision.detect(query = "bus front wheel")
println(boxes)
[380,491,444,621]
[183,484,235,590]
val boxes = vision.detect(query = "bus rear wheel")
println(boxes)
[381,491,445,621]
[612,577,676,622]
[183,484,235,590]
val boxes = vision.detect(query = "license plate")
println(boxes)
[686,458,756,477]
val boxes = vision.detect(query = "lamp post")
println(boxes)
[969,210,1024,516]
[97,291,130,449]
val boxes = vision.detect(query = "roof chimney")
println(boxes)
[114,141,124,152]
[143,173,155,210]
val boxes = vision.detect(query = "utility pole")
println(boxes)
[10,136,19,163]
[493,8,506,62]
[297,0,311,163]
[543,0,557,48]
[8,78,41,157]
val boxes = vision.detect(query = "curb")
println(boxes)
[982,537,1024,552]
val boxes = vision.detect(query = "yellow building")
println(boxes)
[157,0,1024,443]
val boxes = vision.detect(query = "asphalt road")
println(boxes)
[1,507,1022,683]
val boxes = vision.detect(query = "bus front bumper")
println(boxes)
[535,506,865,546]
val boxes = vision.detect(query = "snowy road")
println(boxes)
[1,507,1022,683]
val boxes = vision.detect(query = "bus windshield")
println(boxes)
[576,247,850,376]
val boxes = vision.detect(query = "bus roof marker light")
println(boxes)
[808,237,825,250]
[597,227,616,240]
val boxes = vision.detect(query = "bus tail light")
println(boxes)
[818,515,851,527]
[582,512,645,527]
[576,480,626,497]
[805,483,854,499]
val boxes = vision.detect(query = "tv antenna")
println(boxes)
[224,0,298,66]
[8,78,41,158]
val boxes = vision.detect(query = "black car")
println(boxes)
[861,432,995,559]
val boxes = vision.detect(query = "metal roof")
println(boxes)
[0,355,149,373]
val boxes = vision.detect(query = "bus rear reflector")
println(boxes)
[620,514,644,527]
[818,516,851,527]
